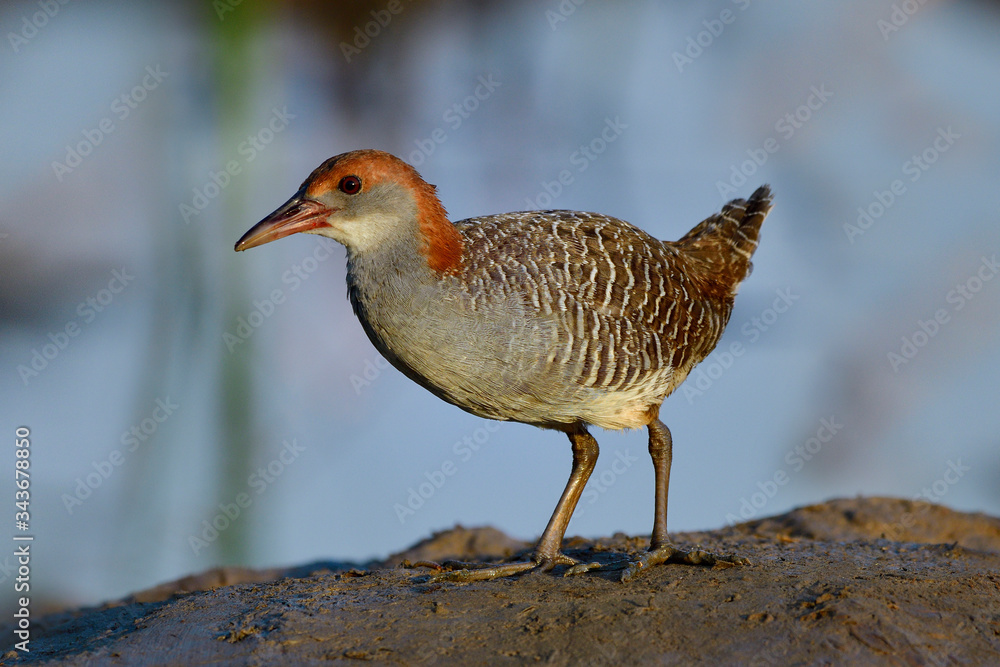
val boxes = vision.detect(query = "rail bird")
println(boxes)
[236,150,772,581]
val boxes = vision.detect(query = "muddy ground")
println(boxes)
[3,497,999,665]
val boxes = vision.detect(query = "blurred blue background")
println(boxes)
[2,0,998,609]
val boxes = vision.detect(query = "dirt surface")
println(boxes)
[3,497,999,665]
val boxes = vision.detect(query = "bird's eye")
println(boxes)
[339,176,362,195]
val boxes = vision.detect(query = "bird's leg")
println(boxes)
[649,417,672,549]
[428,425,600,582]
[620,419,749,582]
[534,425,601,570]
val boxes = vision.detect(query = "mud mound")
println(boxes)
[4,497,998,665]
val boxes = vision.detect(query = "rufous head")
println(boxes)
[235,150,462,274]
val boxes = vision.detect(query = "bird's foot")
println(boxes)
[411,553,599,583]
[425,559,539,583]
[620,544,750,583]
[562,560,603,577]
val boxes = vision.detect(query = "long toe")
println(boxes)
[429,560,539,583]
[563,561,603,577]
[421,552,583,583]
[620,545,750,583]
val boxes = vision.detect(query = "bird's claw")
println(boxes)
[410,553,585,582]
[563,561,602,577]
[620,544,750,583]
[406,546,747,583]
[427,560,538,583]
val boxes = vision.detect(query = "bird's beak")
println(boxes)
[235,190,334,251]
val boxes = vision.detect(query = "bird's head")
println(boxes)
[235,149,462,274]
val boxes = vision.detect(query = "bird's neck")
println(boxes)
[345,231,457,375]
[344,195,464,338]
[345,227,451,317]
[412,192,463,275]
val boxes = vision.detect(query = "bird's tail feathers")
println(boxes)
[676,185,773,286]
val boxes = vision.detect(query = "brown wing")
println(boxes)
[455,210,735,396]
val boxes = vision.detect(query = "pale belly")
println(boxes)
[357,287,682,431]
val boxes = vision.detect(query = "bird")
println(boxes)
[235,149,772,582]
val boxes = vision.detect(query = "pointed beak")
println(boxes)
[235,190,334,251]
